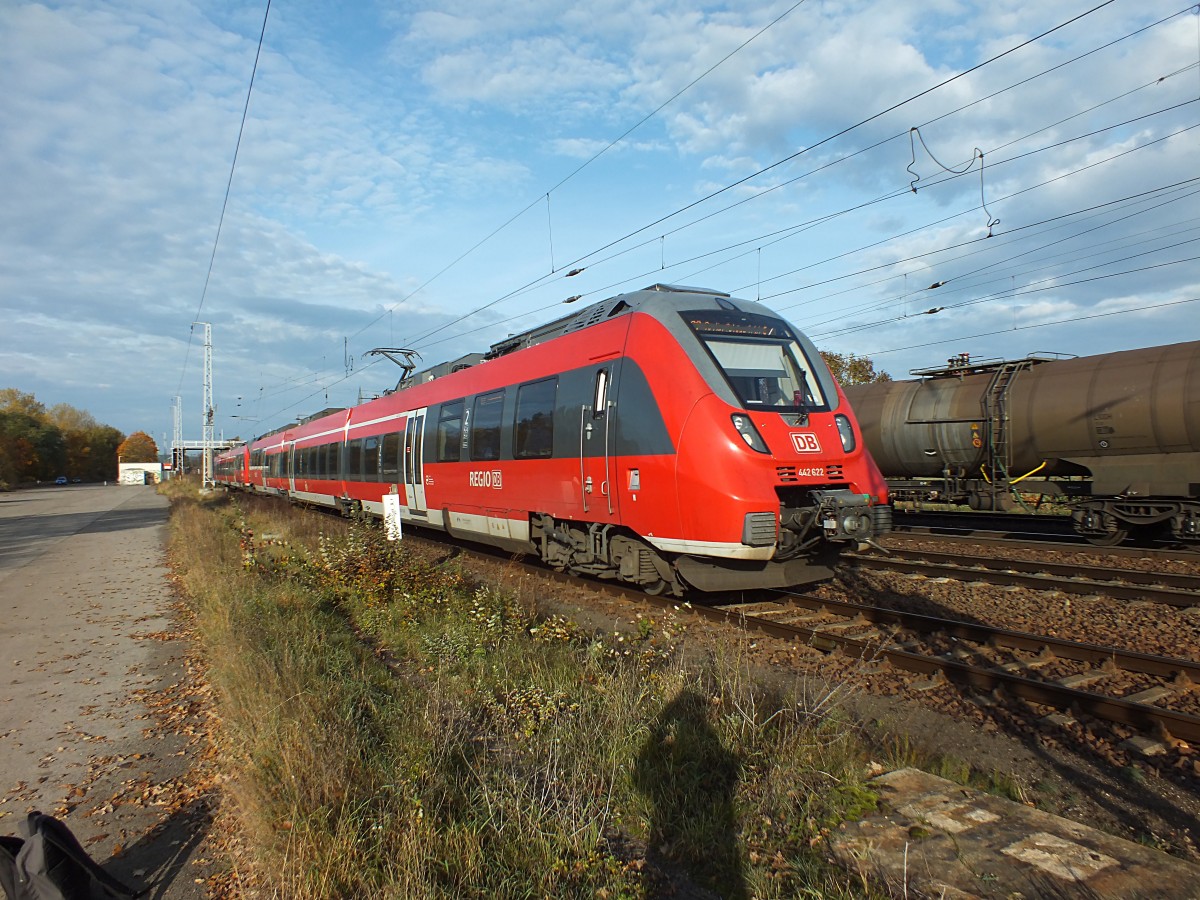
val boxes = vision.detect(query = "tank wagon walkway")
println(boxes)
[0,484,215,898]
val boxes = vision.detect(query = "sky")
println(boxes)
[1,0,1198,446]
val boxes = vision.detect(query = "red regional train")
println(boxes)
[215,284,892,594]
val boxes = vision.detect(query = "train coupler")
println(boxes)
[812,489,878,543]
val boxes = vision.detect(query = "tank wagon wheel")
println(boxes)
[1073,508,1128,547]
[1084,527,1129,548]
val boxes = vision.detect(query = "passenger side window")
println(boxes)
[437,401,464,462]
[471,390,505,461]
[381,432,401,480]
[514,377,556,459]
[363,435,380,481]
[593,368,609,418]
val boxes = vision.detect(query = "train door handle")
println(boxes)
[600,481,609,497]
[584,476,594,494]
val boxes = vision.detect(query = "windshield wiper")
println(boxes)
[793,371,810,425]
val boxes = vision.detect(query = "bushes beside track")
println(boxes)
[166,485,886,898]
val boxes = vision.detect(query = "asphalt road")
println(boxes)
[0,483,214,897]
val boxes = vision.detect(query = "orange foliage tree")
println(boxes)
[117,431,159,463]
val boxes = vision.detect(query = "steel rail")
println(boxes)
[884,530,1197,563]
[856,547,1200,591]
[843,551,1200,607]
[680,597,1200,744]
[762,591,1200,681]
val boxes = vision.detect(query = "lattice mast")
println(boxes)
[172,395,183,474]
[194,322,214,487]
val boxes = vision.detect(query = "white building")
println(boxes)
[118,462,163,485]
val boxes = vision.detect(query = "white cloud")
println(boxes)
[1,0,1196,435]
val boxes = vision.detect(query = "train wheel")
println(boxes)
[1073,508,1128,547]
[1083,526,1128,547]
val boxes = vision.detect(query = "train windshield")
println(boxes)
[682,310,828,412]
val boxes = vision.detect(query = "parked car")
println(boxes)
[54,476,68,485]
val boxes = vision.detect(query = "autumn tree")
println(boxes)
[117,431,159,463]
[0,411,65,484]
[1,390,58,485]
[821,351,892,386]
[84,425,125,480]
[43,404,124,481]
[0,389,46,418]
[0,390,125,488]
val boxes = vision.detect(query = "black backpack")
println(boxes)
[0,812,142,900]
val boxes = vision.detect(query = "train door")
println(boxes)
[287,441,297,495]
[402,408,428,517]
[580,365,620,523]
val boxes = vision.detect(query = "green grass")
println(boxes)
[876,731,1028,803]
[166,487,903,898]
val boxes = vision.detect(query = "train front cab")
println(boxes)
[409,289,892,595]
[627,298,891,591]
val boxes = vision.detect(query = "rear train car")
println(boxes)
[238,285,892,593]
[844,341,1200,545]
[214,444,250,489]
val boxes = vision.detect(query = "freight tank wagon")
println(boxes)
[844,341,1200,545]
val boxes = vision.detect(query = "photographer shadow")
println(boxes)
[634,688,747,900]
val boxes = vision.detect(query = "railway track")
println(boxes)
[891,511,1199,554]
[844,547,1200,606]
[697,591,1200,745]
[883,530,1197,564]
[260,499,1200,750]
[429,539,1200,747]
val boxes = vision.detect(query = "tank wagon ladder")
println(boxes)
[981,361,1033,510]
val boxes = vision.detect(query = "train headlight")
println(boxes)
[731,415,770,453]
[834,414,856,452]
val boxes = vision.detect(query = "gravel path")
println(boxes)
[0,484,216,898]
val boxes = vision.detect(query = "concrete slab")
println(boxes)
[829,767,1200,899]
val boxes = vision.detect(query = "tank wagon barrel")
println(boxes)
[843,341,1200,546]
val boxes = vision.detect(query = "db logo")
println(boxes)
[790,432,821,453]
[469,469,503,488]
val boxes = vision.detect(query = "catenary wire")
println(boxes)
[391,1,1122,354]
[345,0,815,344]
[176,0,272,396]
